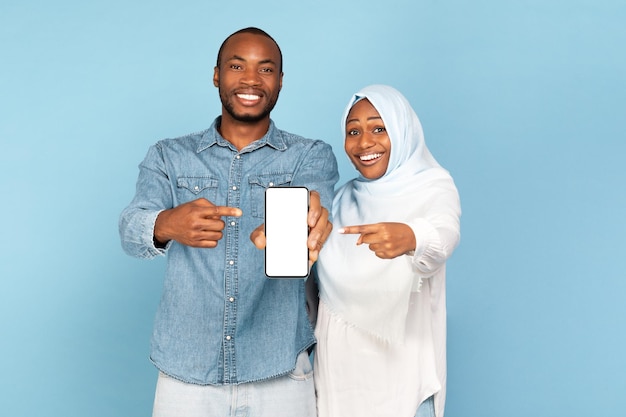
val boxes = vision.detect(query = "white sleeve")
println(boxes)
[405,190,461,277]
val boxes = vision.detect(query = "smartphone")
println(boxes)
[264,186,309,278]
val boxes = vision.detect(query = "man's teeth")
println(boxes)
[238,94,260,100]
[360,153,382,161]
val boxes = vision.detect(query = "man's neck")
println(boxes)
[218,113,271,151]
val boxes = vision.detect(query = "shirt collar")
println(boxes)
[197,117,287,154]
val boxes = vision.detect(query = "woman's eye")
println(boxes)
[373,127,386,133]
[347,129,359,136]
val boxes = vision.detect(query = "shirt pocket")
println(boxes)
[176,176,219,204]
[248,173,293,218]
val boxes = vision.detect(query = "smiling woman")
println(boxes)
[313,84,461,417]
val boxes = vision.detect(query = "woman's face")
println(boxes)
[344,99,391,180]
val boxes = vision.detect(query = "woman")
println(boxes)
[314,85,461,417]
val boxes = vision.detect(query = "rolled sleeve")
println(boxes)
[119,143,174,259]
[119,208,168,259]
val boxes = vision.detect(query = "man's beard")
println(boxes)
[220,88,280,123]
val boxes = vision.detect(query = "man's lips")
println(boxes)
[237,93,261,101]
[235,91,263,106]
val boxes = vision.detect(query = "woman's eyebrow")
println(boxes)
[346,116,383,124]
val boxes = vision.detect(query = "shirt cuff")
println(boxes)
[143,210,169,257]
[405,218,440,274]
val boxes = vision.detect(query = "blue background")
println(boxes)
[1,1,625,416]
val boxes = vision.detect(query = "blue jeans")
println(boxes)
[152,351,315,417]
[415,395,435,417]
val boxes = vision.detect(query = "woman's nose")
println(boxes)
[357,132,374,149]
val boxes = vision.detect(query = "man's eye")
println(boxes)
[230,64,242,70]
[260,68,273,73]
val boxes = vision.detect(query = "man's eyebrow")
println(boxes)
[226,54,245,62]
[225,55,277,66]
[258,58,278,66]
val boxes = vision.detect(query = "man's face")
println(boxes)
[213,33,283,123]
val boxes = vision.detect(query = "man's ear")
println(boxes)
[213,66,219,87]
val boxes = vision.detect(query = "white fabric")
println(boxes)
[315,84,461,417]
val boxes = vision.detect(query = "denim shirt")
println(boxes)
[119,118,339,385]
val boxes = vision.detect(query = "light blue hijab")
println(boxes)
[341,84,441,189]
[318,85,459,341]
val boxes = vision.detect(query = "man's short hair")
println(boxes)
[216,27,283,73]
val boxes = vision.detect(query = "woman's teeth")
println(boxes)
[360,153,382,161]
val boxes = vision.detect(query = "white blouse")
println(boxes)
[314,223,455,417]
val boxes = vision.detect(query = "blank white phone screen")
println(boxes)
[265,187,309,278]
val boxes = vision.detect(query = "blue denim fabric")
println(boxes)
[119,117,339,385]
[415,395,435,417]
[152,351,315,417]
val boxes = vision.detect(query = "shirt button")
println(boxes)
[229,260,234,265]
[235,155,241,159]
[230,221,236,226]
[269,182,274,187]
[232,186,237,191]
[229,297,235,302]
[194,186,199,191]
[226,335,232,341]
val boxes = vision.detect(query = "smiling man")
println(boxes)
[119,27,339,417]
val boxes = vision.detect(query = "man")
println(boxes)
[119,27,339,417]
